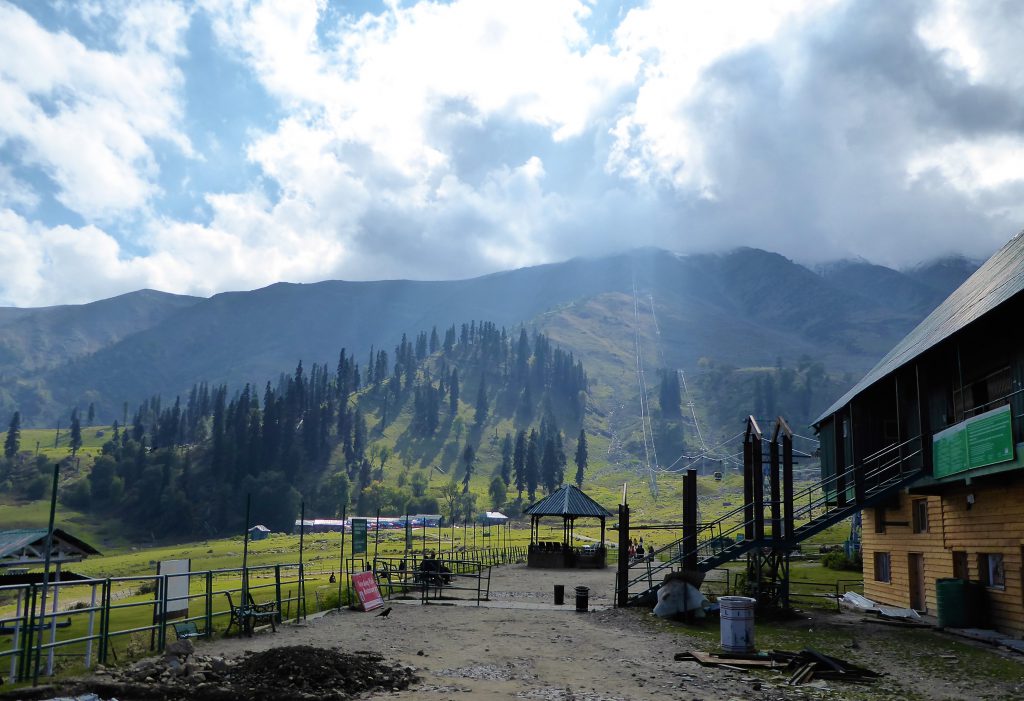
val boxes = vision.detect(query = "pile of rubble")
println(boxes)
[24,641,419,701]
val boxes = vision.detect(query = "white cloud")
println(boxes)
[0,1,192,220]
[4,0,1024,308]
[606,0,837,193]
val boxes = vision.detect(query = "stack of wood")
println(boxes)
[674,646,879,686]
[784,648,880,686]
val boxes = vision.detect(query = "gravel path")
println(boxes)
[77,564,1024,700]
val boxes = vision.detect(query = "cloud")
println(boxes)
[4,0,1024,307]
[0,1,192,220]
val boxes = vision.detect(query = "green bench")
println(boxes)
[172,620,208,640]
[224,591,278,636]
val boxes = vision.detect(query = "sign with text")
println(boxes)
[932,404,1014,478]
[352,518,367,554]
[351,571,384,611]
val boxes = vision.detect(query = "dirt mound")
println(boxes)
[11,644,418,701]
[228,645,417,698]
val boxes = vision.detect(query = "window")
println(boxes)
[952,551,969,580]
[874,552,891,583]
[912,499,929,533]
[954,365,1012,421]
[978,553,1005,589]
[874,506,886,534]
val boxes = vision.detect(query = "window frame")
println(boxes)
[978,553,1005,590]
[912,498,929,534]
[873,551,892,583]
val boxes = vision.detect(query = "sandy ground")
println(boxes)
[193,564,1024,701]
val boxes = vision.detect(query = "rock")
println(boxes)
[166,639,195,657]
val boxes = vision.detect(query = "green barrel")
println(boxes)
[936,578,969,628]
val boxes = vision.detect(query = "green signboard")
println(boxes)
[932,404,1014,478]
[352,518,367,554]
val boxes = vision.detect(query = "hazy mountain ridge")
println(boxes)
[0,248,978,428]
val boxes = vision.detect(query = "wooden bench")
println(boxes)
[223,591,278,636]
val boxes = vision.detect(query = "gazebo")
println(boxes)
[0,529,100,679]
[523,485,613,568]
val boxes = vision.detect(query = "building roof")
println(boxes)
[0,528,101,567]
[249,525,271,532]
[483,511,508,520]
[523,485,614,518]
[815,230,1024,424]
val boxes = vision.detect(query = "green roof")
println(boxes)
[523,485,614,518]
[816,230,1024,424]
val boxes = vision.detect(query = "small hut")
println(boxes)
[248,524,271,541]
[523,485,613,568]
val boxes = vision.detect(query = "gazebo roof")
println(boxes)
[523,485,613,518]
[0,528,100,567]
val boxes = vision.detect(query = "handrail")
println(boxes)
[621,434,925,601]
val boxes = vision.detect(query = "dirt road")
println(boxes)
[189,564,1023,700]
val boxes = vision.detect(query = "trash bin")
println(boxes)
[554,584,565,605]
[575,586,590,612]
[936,578,969,628]
[719,596,757,653]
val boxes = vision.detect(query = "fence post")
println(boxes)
[20,584,36,682]
[204,571,212,637]
[274,565,283,623]
[99,579,111,665]
[158,575,169,653]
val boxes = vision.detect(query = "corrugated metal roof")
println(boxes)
[815,230,1024,424]
[523,485,614,518]
[0,528,100,564]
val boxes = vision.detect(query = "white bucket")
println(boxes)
[719,596,756,653]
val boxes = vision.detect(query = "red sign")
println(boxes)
[352,571,384,611]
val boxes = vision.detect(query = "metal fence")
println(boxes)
[0,562,306,683]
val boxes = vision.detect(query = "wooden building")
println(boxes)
[813,231,1024,636]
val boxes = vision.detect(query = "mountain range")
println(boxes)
[0,247,978,435]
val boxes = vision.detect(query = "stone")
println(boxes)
[166,639,195,657]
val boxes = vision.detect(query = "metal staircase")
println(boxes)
[621,431,924,606]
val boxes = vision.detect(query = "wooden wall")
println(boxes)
[863,495,949,614]
[862,478,1024,636]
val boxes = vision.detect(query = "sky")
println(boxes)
[1,0,1023,307]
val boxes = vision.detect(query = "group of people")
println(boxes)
[627,537,654,563]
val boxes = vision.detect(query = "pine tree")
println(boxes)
[574,429,588,487]
[489,474,506,510]
[513,430,526,498]
[500,432,513,484]
[87,402,95,425]
[525,429,540,501]
[449,369,460,415]
[4,411,20,460]
[541,436,558,493]
[474,375,488,425]
[69,409,83,457]
[461,443,475,493]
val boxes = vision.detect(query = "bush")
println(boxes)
[60,479,92,510]
[822,549,863,572]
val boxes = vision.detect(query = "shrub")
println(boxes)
[822,549,863,571]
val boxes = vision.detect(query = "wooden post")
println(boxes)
[753,429,764,543]
[743,420,755,541]
[770,423,781,545]
[338,506,347,608]
[616,503,630,608]
[683,469,698,572]
[782,421,794,543]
